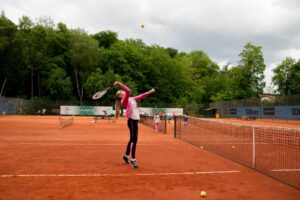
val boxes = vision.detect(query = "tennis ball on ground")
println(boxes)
[232,145,236,149]
[200,191,207,197]
[200,146,204,149]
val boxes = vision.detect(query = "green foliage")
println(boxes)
[1,14,299,110]
[0,13,26,96]
[272,57,300,95]
[66,29,99,104]
[238,42,266,95]
[46,67,72,100]
[92,31,118,49]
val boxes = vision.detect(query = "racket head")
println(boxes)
[92,87,110,100]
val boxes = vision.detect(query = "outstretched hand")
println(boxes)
[113,81,123,87]
[113,81,119,86]
[149,88,156,94]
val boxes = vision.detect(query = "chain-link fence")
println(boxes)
[1,94,299,120]
[210,95,300,120]
[0,96,102,115]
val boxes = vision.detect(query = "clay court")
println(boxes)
[0,116,300,200]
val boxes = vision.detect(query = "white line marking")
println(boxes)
[271,169,300,172]
[0,170,240,178]
[0,143,173,146]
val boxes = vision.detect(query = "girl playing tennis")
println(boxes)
[114,81,155,169]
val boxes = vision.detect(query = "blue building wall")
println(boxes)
[224,105,300,120]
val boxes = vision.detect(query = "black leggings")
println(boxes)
[126,118,139,159]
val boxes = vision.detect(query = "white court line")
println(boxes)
[0,170,240,178]
[190,142,270,145]
[213,139,251,141]
[0,143,173,146]
[271,169,300,172]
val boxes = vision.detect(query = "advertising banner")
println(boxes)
[60,106,112,116]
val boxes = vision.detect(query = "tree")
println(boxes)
[166,47,178,58]
[238,42,266,96]
[18,15,34,31]
[67,29,100,105]
[213,66,248,100]
[179,51,220,104]
[36,16,55,29]
[46,67,72,100]
[272,57,300,95]
[19,24,51,97]
[92,31,118,49]
[188,51,219,80]
[0,12,23,97]
[1,14,283,110]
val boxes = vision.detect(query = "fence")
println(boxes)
[210,94,300,120]
[174,116,300,189]
[0,96,117,115]
[140,115,167,134]
[0,101,16,114]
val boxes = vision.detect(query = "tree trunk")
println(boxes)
[0,77,7,97]
[28,49,34,99]
[38,71,41,97]
[74,66,82,105]
[81,85,84,105]
[31,66,34,99]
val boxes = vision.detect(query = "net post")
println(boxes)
[252,126,256,167]
[174,115,176,138]
[164,114,167,134]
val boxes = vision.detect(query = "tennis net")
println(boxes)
[174,116,300,189]
[140,115,167,133]
[59,115,74,128]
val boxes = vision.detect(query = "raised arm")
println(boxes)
[114,81,131,108]
[134,88,155,101]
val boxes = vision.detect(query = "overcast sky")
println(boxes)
[1,0,300,89]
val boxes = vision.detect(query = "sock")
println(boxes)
[124,155,129,158]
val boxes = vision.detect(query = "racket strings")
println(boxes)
[92,90,107,99]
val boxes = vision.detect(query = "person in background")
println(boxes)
[153,113,161,132]
[167,113,172,123]
[183,112,188,131]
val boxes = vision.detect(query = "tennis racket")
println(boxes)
[92,85,114,100]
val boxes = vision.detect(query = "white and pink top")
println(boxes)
[120,84,151,120]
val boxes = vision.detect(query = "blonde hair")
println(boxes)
[116,90,123,99]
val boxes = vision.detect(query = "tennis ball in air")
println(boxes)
[200,146,204,149]
[141,24,144,28]
[232,145,236,149]
[200,191,207,197]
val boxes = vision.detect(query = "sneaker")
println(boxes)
[129,159,138,169]
[122,155,129,164]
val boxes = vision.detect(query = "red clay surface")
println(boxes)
[0,116,299,200]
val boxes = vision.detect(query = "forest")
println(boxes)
[1,12,300,108]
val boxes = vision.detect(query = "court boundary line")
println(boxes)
[0,143,178,146]
[271,169,300,172]
[0,170,241,178]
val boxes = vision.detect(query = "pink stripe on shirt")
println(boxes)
[120,84,150,118]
